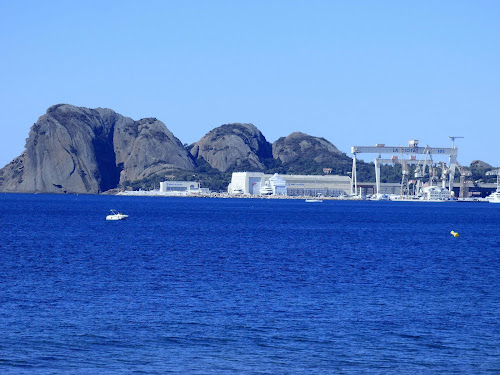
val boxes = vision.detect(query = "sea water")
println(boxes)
[0,194,499,374]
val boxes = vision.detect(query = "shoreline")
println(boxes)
[0,190,490,203]
[116,190,489,203]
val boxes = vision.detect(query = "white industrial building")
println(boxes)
[421,186,452,200]
[159,181,210,194]
[228,172,351,197]
[160,181,199,192]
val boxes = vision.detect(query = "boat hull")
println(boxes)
[106,214,128,220]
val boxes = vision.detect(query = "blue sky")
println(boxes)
[1,1,499,167]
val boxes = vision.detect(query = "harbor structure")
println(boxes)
[228,172,351,197]
[351,139,459,199]
[160,181,199,192]
[421,186,451,200]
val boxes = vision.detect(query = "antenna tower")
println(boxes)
[449,136,464,149]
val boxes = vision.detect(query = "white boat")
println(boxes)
[371,193,390,201]
[486,188,500,203]
[106,209,129,220]
[485,169,500,203]
[305,177,323,202]
[260,181,273,196]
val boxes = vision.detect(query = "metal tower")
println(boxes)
[449,136,464,149]
[456,162,472,198]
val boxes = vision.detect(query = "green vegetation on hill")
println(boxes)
[467,164,497,184]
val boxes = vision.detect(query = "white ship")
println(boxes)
[486,188,500,203]
[260,181,273,196]
[485,169,500,203]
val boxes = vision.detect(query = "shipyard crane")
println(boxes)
[437,162,450,189]
[351,140,458,197]
[429,163,439,187]
[413,164,423,195]
[413,146,432,195]
[456,161,472,198]
[400,147,409,198]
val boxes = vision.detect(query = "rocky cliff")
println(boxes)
[0,104,194,194]
[190,123,273,172]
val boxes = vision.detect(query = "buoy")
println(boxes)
[450,231,459,237]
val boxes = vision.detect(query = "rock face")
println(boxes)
[470,160,493,169]
[190,123,272,172]
[0,104,194,194]
[272,132,343,164]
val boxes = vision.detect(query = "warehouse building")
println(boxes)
[159,181,210,194]
[160,181,199,192]
[227,172,351,197]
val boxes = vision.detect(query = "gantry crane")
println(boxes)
[351,140,458,197]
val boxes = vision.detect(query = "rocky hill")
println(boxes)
[190,123,273,172]
[0,106,370,193]
[470,160,492,169]
[271,132,352,174]
[0,104,194,194]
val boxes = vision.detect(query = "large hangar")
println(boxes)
[228,172,351,197]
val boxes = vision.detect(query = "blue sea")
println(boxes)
[0,194,499,374]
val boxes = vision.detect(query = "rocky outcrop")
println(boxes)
[190,123,272,172]
[272,132,343,164]
[0,104,194,194]
[113,116,194,182]
[470,160,493,169]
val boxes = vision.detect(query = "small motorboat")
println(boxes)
[106,209,129,220]
[305,199,323,203]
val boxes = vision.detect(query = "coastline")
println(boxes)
[116,190,489,202]
[0,190,489,203]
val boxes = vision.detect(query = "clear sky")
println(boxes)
[1,0,499,168]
